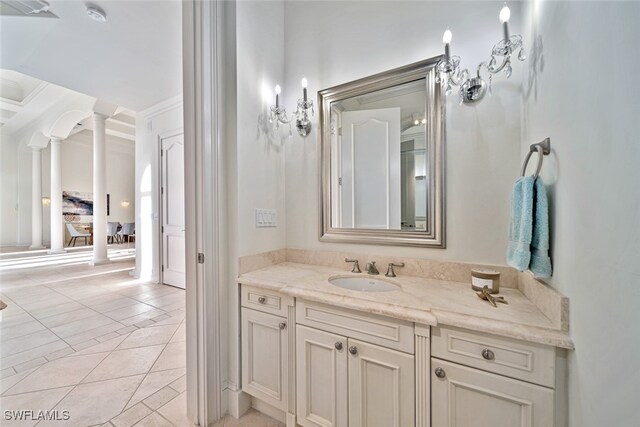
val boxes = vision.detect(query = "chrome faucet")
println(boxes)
[365,261,379,275]
[385,262,405,277]
[345,258,361,273]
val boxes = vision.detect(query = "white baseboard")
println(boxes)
[226,388,251,419]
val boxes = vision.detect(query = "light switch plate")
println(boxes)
[256,209,276,227]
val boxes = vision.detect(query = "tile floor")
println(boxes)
[0,248,282,427]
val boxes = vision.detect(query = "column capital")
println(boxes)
[50,136,64,144]
[92,112,109,120]
[31,146,43,152]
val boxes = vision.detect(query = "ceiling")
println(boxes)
[0,69,135,141]
[0,0,182,111]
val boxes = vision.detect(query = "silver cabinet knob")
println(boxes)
[434,367,446,378]
[258,296,266,304]
[348,346,358,355]
[335,342,343,350]
[278,322,286,330]
[482,348,495,360]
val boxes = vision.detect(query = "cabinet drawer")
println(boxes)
[296,300,414,354]
[241,285,293,317]
[431,325,556,387]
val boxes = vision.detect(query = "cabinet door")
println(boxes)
[241,308,288,411]
[347,338,415,427]
[296,325,348,427]
[431,358,554,427]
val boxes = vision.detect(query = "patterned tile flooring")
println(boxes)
[0,247,285,427]
[0,246,190,426]
[0,247,281,427]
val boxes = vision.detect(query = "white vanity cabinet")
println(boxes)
[239,284,565,427]
[241,286,296,418]
[295,301,417,427]
[430,325,564,427]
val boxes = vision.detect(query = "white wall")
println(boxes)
[1,132,134,247]
[236,1,286,257]
[223,0,286,399]
[283,1,524,265]
[521,2,640,425]
[134,97,183,282]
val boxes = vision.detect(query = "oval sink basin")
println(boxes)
[328,276,400,292]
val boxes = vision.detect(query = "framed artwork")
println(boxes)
[62,191,93,215]
[62,191,111,216]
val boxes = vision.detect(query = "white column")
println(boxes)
[30,147,45,249]
[91,113,109,265]
[49,138,65,254]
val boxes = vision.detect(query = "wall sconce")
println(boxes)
[42,197,51,206]
[295,78,314,137]
[269,84,292,135]
[121,200,130,208]
[437,3,526,105]
[269,78,315,137]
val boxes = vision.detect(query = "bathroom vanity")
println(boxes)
[237,260,571,427]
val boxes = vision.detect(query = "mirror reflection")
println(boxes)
[330,80,428,231]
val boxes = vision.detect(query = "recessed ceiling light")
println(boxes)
[86,6,106,23]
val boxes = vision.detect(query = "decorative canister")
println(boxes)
[471,269,501,294]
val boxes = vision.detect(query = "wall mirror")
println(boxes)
[319,57,445,247]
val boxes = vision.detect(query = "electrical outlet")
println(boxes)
[256,209,276,227]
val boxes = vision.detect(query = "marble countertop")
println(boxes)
[237,262,574,349]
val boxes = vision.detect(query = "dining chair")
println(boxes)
[66,223,91,247]
[117,222,135,243]
[107,222,120,244]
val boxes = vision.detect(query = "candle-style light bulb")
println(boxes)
[301,78,308,102]
[275,84,281,108]
[499,4,511,41]
[499,4,511,23]
[442,29,452,44]
[442,29,452,60]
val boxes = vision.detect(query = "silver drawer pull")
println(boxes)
[278,322,286,330]
[482,348,495,360]
[335,342,343,350]
[434,367,446,378]
[257,296,266,304]
[348,346,358,355]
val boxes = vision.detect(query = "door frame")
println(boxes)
[183,0,225,425]
[158,129,184,288]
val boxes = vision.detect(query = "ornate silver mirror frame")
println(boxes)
[319,56,446,248]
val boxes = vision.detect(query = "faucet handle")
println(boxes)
[385,262,405,278]
[345,258,361,273]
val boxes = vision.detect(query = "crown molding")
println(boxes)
[138,94,183,119]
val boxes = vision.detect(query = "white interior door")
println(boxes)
[340,108,401,229]
[161,133,186,289]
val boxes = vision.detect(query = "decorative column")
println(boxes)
[49,138,65,254]
[30,147,45,249]
[90,113,109,265]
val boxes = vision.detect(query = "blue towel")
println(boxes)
[507,176,535,271]
[530,177,553,277]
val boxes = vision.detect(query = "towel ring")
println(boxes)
[520,138,551,179]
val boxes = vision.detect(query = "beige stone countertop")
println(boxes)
[237,262,574,349]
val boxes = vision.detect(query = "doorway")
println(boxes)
[160,132,186,289]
